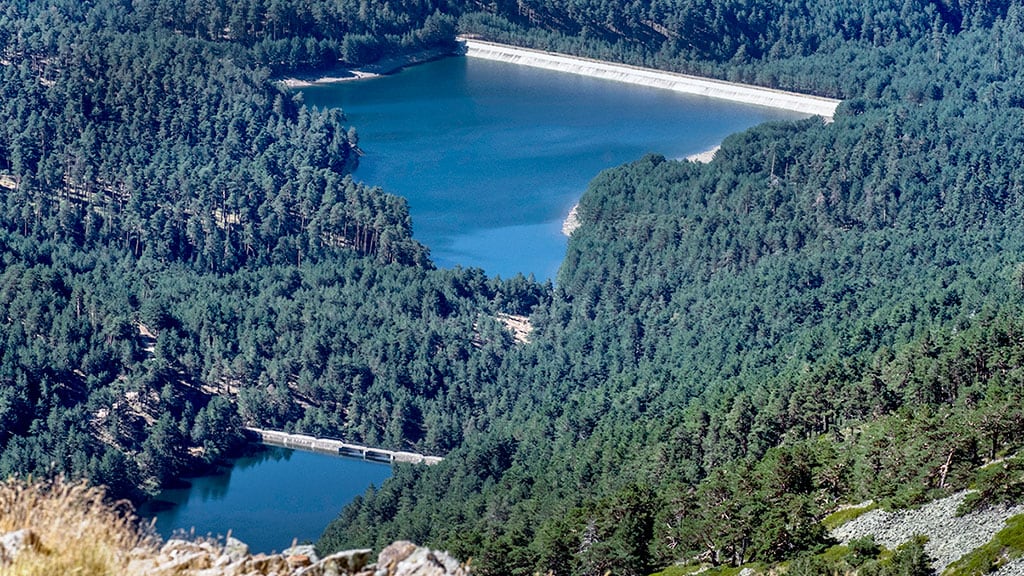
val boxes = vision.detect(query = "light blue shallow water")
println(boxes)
[139,447,391,553]
[300,56,808,280]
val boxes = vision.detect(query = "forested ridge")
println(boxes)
[0,0,540,499]
[3,0,1024,575]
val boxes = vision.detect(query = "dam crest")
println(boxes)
[460,38,840,118]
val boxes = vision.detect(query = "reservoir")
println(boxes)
[140,447,391,553]
[299,56,809,280]
[143,54,813,550]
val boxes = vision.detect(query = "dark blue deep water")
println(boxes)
[300,56,807,280]
[140,447,391,553]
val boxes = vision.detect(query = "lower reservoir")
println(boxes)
[139,447,392,553]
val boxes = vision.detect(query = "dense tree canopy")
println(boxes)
[322,4,1024,575]
[0,0,537,496]
[4,0,1024,575]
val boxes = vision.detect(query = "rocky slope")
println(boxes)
[831,491,1024,574]
[1,529,469,576]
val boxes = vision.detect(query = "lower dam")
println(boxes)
[243,427,444,465]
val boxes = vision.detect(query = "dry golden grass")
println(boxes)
[0,476,159,576]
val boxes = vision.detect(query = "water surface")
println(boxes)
[140,447,391,553]
[300,57,808,279]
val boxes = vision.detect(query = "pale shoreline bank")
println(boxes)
[684,145,720,164]
[278,46,458,88]
[282,39,842,120]
[561,145,720,237]
[278,39,839,241]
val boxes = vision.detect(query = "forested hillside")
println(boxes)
[321,2,1024,575]
[458,0,1015,99]
[0,0,541,498]
[4,1,1024,575]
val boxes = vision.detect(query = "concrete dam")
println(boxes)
[461,39,841,119]
[243,427,444,465]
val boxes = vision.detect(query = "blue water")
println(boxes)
[300,56,808,280]
[139,447,391,553]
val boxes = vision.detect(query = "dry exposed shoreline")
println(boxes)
[462,39,841,118]
[462,39,836,237]
[278,46,458,88]
[283,39,842,120]
[279,39,840,239]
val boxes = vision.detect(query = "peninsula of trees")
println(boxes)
[3,1,1024,575]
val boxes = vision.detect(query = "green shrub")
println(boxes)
[848,535,882,567]
[856,536,933,576]
[959,458,1024,515]
[823,503,878,530]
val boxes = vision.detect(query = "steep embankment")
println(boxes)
[461,39,840,117]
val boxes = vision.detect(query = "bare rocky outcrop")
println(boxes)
[0,528,464,573]
[831,491,1024,573]
[119,538,468,576]
[562,204,581,237]
[2,477,465,576]
[0,529,43,565]
[496,313,533,343]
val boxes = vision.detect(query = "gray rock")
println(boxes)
[245,552,291,573]
[0,529,42,565]
[831,491,1024,573]
[373,541,468,576]
[284,543,320,566]
[134,537,466,576]
[377,541,418,571]
[160,551,213,572]
[300,548,373,575]
[224,536,250,561]
[994,557,1024,576]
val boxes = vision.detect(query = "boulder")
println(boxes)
[374,541,468,576]
[129,537,468,576]
[224,536,250,561]
[244,552,291,574]
[377,541,418,571]
[284,543,320,567]
[0,529,43,565]
[300,548,373,576]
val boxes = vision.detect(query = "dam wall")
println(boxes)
[461,39,840,119]
[243,427,444,465]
